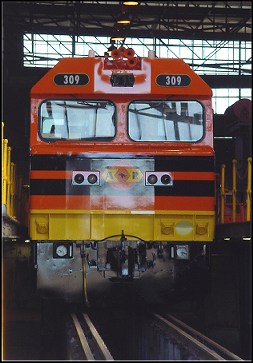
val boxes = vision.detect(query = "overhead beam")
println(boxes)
[3,2,251,19]
[7,24,250,42]
[3,1,251,42]
[201,75,252,89]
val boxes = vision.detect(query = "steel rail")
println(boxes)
[153,313,243,361]
[82,313,114,360]
[165,313,243,361]
[71,312,114,360]
[71,313,95,360]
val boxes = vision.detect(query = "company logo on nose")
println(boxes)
[102,164,143,190]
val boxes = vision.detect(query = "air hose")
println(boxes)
[80,243,90,307]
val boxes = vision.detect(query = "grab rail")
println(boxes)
[2,122,27,223]
[219,157,252,224]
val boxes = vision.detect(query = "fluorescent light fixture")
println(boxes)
[122,1,139,5]
[111,35,125,41]
[117,13,131,24]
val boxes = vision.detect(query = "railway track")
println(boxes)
[69,312,114,360]
[41,296,244,360]
[151,313,244,361]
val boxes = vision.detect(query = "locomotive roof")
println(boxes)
[31,55,212,98]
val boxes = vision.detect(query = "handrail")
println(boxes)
[2,138,8,206]
[232,160,237,222]
[6,145,11,216]
[2,122,20,220]
[220,164,226,224]
[246,157,252,222]
[219,158,252,224]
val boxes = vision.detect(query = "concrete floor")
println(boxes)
[3,307,42,360]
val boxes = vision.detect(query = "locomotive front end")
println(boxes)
[29,49,215,302]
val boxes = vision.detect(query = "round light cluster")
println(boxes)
[147,173,171,185]
[73,172,98,185]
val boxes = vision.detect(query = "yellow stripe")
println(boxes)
[30,209,215,216]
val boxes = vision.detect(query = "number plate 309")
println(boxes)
[156,74,191,87]
[54,74,89,86]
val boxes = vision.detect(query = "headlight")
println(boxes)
[147,174,158,185]
[74,173,85,184]
[87,173,98,184]
[145,171,173,186]
[72,171,100,186]
[161,174,171,185]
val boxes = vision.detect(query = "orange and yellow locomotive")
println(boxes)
[29,47,215,301]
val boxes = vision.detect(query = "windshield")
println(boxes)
[39,100,116,140]
[128,100,204,142]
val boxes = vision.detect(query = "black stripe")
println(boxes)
[31,154,214,172]
[31,155,91,171]
[155,180,214,196]
[30,179,90,195]
[155,156,214,171]
[30,179,214,197]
